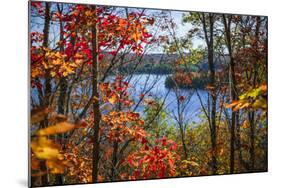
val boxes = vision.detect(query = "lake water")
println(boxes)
[123,74,208,124]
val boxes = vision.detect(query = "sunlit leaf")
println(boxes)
[224,100,239,109]
[31,137,62,160]
[242,120,250,129]
[38,122,75,136]
[108,92,119,104]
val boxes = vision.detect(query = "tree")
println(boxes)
[183,12,219,174]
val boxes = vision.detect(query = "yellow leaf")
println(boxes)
[31,137,61,160]
[108,92,119,104]
[38,122,75,136]
[82,128,88,136]
[50,71,56,77]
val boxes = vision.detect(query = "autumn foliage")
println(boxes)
[30,1,267,187]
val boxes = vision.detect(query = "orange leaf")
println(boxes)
[131,32,142,41]
[99,82,109,91]
[260,83,267,92]
[31,107,51,124]
[240,102,250,109]
[31,156,40,170]
[242,120,250,129]
[38,122,75,136]
[224,100,239,109]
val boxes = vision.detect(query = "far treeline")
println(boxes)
[119,53,225,89]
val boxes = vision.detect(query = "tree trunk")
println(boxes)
[111,141,119,180]
[223,15,237,174]
[202,13,217,174]
[91,6,101,183]
[180,125,188,159]
[55,4,67,185]
[248,16,261,171]
[248,112,255,170]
